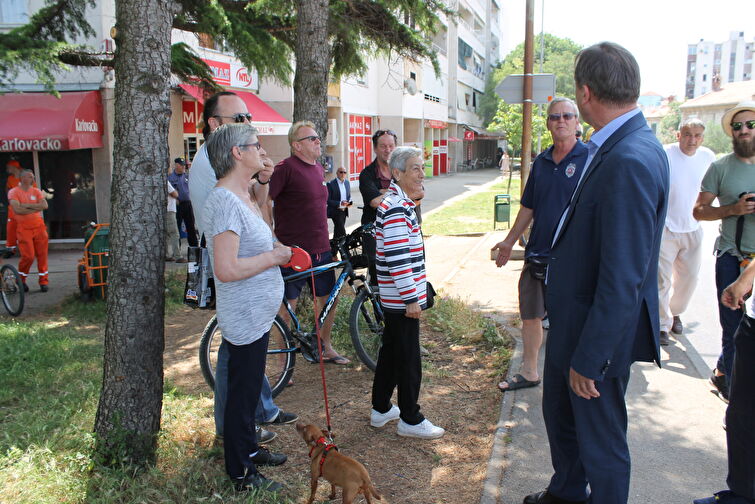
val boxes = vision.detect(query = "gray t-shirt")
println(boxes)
[700,153,755,255]
[204,187,284,345]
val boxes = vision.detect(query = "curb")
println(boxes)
[480,321,523,504]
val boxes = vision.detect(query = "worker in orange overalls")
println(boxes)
[9,170,49,292]
[5,159,23,253]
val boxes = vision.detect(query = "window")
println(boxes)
[0,0,28,24]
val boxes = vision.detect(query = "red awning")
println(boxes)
[178,84,290,130]
[0,91,104,152]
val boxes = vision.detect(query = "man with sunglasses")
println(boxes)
[694,101,755,405]
[269,121,351,365]
[326,166,351,239]
[189,91,297,462]
[360,129,398,285]
[491,97,587,393]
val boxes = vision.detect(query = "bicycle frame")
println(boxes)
[277,256,377,352]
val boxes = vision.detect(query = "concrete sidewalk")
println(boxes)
[424,230,729,504]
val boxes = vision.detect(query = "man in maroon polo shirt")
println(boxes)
[269,121,350,365]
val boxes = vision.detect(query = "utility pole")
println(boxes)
[521,0,534,197]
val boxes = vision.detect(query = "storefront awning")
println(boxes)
[0,91,104,152]
[178,84,291,136]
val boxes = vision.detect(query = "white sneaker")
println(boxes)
[370,404,400,427]
[397,419,445,439]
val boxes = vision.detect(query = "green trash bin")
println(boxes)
[494,194,511,230]
[84,225,109,299]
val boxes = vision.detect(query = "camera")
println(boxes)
[739,192,755,202]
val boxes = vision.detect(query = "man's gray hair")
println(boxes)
[388,146,423,173]
[575,42,640,106]
[205,123,259,180]
[547,97,579,117]
[679,117,705,131]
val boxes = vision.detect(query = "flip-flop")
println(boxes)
[498,373,541,392]
[322,355,350,365]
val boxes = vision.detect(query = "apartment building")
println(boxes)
[685,31,754,99]
[260,0,504,182]
[0,0,503,242]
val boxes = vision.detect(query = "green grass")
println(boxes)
[422,177,522,235]
[1,269,298,504]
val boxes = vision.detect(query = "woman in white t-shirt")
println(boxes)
[203,123,292,493]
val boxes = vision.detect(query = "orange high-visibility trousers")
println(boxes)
[17,222,48,286]
[6,207,17,248]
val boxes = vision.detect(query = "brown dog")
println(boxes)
[296,423,382,504]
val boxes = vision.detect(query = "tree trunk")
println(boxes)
[293,0,332,141]
[93,0,177,466]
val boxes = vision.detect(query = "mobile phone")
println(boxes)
[490,248,499,261]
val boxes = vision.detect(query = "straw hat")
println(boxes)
[721,100,755,137]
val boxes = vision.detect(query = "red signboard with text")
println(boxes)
[348,114,373,181]
[440,139,448,175]
[202,58,231,86]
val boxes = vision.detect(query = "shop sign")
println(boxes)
[1,138,63,152]
[202,58,231,86]
[424,119,447,129]
[230,63,259,90]
[464,130,475,141]
[75,119,99,132]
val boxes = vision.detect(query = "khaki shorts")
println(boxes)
[518,263,546,320]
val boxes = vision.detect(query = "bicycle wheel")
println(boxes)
[0,264,24,316]
[198,314,296,398]
[349,288,384,371]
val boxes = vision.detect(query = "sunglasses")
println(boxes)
[213,113,253,123]
[238,141,261,151]
[337,171,347,174]
[296,135,320,142]
[548,112,577,121]
[373,129,397,140]
[731,120,755,132]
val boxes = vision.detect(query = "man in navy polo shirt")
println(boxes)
[492,97,587,392]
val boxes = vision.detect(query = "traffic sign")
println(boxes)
[495,74,556,104]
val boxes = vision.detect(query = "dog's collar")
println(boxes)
[309,436,338,457]
[310,436,339,477]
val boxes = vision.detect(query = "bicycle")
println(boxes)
[0,247,24,316]
[198,224,385,398]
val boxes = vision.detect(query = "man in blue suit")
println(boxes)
[523,42,669,504]
[327,166,352,239]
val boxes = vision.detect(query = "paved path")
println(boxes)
[414,176,729,503]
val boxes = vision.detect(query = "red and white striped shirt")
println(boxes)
[375,182,427,313]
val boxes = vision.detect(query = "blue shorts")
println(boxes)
[281,251,336,299]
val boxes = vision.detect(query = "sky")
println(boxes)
[500,0,755,99]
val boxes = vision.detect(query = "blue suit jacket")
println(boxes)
[326,178,350,218]
[545,112,669,380]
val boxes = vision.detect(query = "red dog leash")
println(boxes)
[283,247,334,439]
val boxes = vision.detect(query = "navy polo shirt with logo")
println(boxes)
[521,141,588,259]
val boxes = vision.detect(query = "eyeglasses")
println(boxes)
[337,171,347,174]
[238,142,261,151]
[548,112,577,121]
[731,120,755,132]
[296,135,320,142]
[213,113,253,123]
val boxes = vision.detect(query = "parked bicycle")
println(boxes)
[198,224,384,398]
[0,247,24,316]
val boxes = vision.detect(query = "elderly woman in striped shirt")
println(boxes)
[368,146,444,440]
